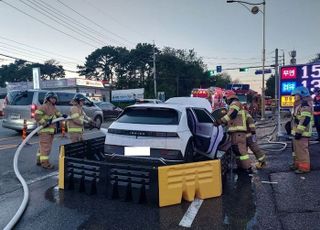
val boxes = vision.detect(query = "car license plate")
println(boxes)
[124,147,150,156]
[10,114,21,119]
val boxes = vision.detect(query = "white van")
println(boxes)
[2,90,103,132]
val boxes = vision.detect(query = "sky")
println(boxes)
[0,0,319,93]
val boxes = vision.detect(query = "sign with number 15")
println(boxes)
[280,63,320,108]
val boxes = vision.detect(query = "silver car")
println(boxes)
[2,90,103,132]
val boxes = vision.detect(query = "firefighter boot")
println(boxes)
[36,153,41,166]
[41,161,54,169]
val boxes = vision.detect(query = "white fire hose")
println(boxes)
[5,117,68,230]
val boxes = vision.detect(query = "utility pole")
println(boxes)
[275,49,282,138]
[153,41,157,99]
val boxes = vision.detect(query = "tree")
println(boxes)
[309,53,320,63]
[78,46,122,82]
[265,74,275,98]
[0,59,65,87]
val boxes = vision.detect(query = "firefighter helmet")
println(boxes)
[291,86,310,97]
[72,94,86,103]
[44,91,58,103]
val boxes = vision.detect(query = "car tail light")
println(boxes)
[31,104,37,118]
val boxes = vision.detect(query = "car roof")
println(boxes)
[128,97,212,113]
[165,97,212,113]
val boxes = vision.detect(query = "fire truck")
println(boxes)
[191,87,227,110]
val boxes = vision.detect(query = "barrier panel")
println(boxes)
[59,137,225,207]
[158,160,222,207]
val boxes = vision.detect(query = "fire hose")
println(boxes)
[4,117,69,230]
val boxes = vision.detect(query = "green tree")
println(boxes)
[0,59,65,87]
[309,53,320,63]
[78,46,121,82]
[265,74,275,98]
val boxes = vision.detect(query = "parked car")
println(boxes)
[0,93,6,116]
[2,90,103,132]
[135,99,163,104]
[94,101,123,120]
[104,97,225,162]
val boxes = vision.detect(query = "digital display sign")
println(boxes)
[280,63,320,108]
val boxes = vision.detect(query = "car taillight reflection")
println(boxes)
[31,104,37,118]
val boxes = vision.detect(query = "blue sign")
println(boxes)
[216,65,222,73]
[281,81,296,94]
[255,69,272,75]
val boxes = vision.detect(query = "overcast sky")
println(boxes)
[0,0,319,92]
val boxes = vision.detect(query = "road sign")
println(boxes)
[255,69,272,75]
[279,63,320,108]
[216,65,222,73]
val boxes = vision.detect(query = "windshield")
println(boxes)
[7,91,34,105]
[117,107,180,125]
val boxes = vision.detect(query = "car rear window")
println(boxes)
[6,91,34,105]
[38,92,75,105]
[117,107,179,125]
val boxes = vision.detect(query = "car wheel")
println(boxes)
[184,139,194,163]
[94,116,102,129]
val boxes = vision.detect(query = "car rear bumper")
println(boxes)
[2,119,37,131]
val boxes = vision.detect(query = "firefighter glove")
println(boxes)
[251,131,256,135]
[295,133,302,140]
[62,114,68,119]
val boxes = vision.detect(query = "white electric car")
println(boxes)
[104,97,224,162]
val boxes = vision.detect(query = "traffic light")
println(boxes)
[239,67,249,72]
[208,70,215,77]
[216,65,222,73]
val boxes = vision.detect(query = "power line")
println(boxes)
[0,35,82,63]
[0,52,78,73]
[32,0,116,45]
[56,0,134,47]
[1,0,98,48]
[19,0,105,46]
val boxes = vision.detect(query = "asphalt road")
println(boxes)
[0,118,319,229]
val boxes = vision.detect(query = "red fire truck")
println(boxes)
[191,87,227,110]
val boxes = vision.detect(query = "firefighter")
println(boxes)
[68,94,95,143]
[290,86,314,174]
[220,90,252,172]
[35,92,67,169]
[245,110,267,169]
[313,88,320,141]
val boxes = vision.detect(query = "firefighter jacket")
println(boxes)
[221,100,247,133]
[35,102,61,134]
[68,105,91,133]
[245,111,256,137]
[291,96,314,137]
[314,94,320,116]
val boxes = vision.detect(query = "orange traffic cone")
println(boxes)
[22,119,27,140]
[61,120,66,138]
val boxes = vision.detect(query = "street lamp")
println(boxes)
[227,0,266,120]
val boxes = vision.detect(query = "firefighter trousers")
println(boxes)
[247,136,266,162]
[230,132,251,169]
[38,132,54,164]
[69,132,83,143]
[292,137,310,172]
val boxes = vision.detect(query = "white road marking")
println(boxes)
[179,198,203,228]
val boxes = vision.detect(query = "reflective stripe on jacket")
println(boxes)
[292,97,314,137]
[35,102,60,134]
[221,100,247,132]
[68,105,90,133]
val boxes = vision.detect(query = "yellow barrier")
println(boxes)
[58,146,65,189]
[158,160,222,207]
